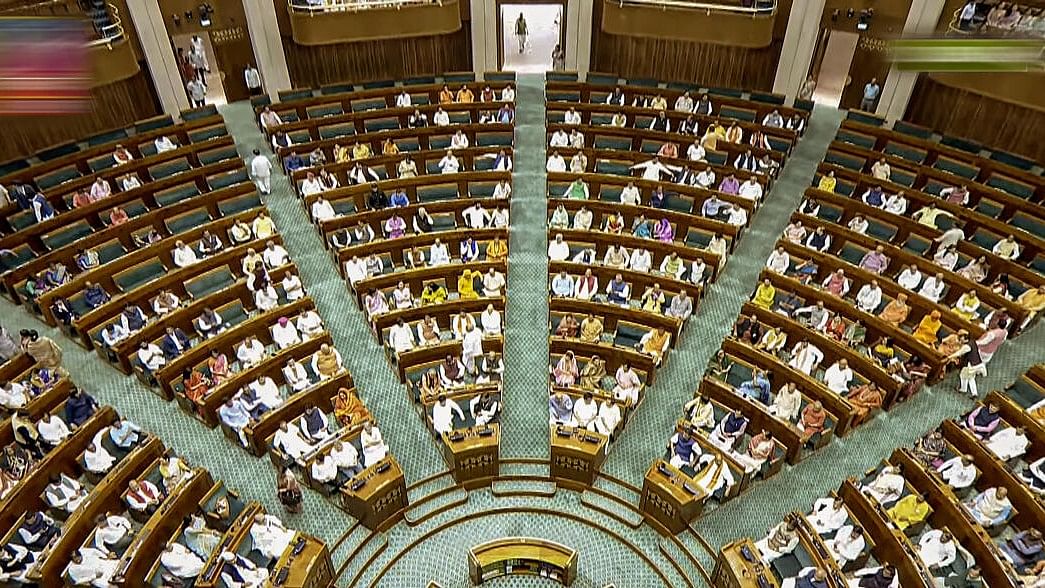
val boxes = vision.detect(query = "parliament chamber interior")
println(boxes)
[0,0,1042,586]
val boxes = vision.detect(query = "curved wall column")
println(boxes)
[242,0,292,98]
[125,0,190,115]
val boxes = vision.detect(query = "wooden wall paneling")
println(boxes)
[282,29,474,88]
[0,70,161,161]
[904,74,1045,162]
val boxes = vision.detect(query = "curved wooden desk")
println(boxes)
[468,537,578,585]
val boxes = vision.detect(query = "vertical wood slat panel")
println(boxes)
[904,75,1045,162]
[0,69,161,162]
[282,29,473,89]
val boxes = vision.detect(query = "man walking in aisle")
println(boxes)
[250,149,273,196]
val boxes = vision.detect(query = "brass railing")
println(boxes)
[86,2,123,46]
[288,0,440,13]
[616,0,776,16]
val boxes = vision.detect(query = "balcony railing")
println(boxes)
[288,0,441,13]
[615,0,776,16]
[87,3,124,47]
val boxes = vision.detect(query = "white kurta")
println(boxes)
[432,399,465,434]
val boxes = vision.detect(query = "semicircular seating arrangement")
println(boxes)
[257,73,515,487]
[542,75,808,485]
[723,362,1044,588]
[0,353,330,586]
[643,112,1045,532]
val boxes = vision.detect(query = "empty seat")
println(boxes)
[1011,213,1045,239]
[42,220,93,250]
[149,158,192,180]
[352,98,387,112]
[836,130,875,149]
[319,123,355,140]
[891,120,932,139]
[86,128,129,146]
[165,209,212,234]
[277,88,314,101]
[96,240,126,264]
[932,156,977,179]
[985,174,1033,199]
[36,166,81,190]
[320,83,354,95]
[188,125,227,143]
[719,106,755,122]
[155,183,201,207]
[208,169,249,190]
[0,244,34,271]
[940,135,981,154]
[749,92,786,105]
[364,117,399,132]
[198,146,240,166]
[417,184,458,202]
[218,193,263,216]
[87,154,117,172]
[113,259,167,291]
[35,142,79,161]
[883,142,926,163]
[306,103,344,119]
[594,136,631,150]
[134,115,175,133]
[185,267,236,299]
[546,90,580,102]
[989,150,1034,171]
[181,105,219,121]
[476,132,512,147]
[824,151,864,171]
[865,220,897,242]
[595,160,631,176]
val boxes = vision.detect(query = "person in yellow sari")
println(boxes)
[486,236,508,262]
[382,138,399,155]
[579,355,606,390]
[438,85,455,104]
[639,328,671,364]
[953,292,980,321]
[887,494,930,530]
[912,310,942,345]
[458,270,479,300]
[752,279,776,310]
[878,294,910,326]
[817,170,836,193]
[580,314,603,342]
[333,387,370,427]
[352,141,372,160]
[421,282,447,305]
[333,144,350,163]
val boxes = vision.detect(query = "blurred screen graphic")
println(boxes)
[0,18,90,114]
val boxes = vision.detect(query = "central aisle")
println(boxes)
[501,74,552,459]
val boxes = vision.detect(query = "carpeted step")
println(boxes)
[658,535,709,588]
[403,486,469,526]
[580,490,643,528]
[337,531,388,587]
[491,478,556,497]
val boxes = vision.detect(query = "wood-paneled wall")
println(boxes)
[282,29,473,88]
[589,0,784,90]
[904,74,1045,162]
[591,35,783,91]
[0,69,161,161]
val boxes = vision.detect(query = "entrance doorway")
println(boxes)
[172,32,228,107]
[500,3,562,73]
[812,30,859,108]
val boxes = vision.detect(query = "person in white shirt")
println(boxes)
[344,258,366,285]
[250,513,295,561]
[768,383,801,421]
[43,472,87,512]
[311,344,343,378]
[361,422,388,467]
[847,215,869,234]
[568,129,585,148]
[675,92,694,112]
[573,392,599,431]
[330,440,362,476]
[918,273,946,302]
[311,454,338,486]
[480,305,502,335]
[595,399,621,437]
[271,317,300,350]
[155,135,178,153]
[883,192,907,215]
[262,241,289,268]
[450,130,469,150]
[855,280,883,313]
[282,273,304,301]
[0,380,27,410]
[254,284,279,312]
[695,167,716,188]
[237,336,266,367]
[992,235,1020,260]
[563,107,581,124]
[470,390,500,424]
[788,341,824,376]
[626,248,650,273]
[463,202,490,228]
[548,234,570,261]
[822,359,853,394]
[395,90,411,108]
[546,151,566,173]
[388,319,415,354]
[250,376,283,410]
[431,394,465,434]
[433,107,450,126]
[282,359,310,393]
[573,269,598,300]
[630,158,680,181]
[738,178,763,200]
[620,182,641,205]
[686,141,706,162]
[438,150,460,174]
[825,525,865,565]
[37,413,71,447]
[493,180,512,199]
[808,496,848,534]
[482,269,505,297]
[896,265,923,290]
[917,530,956,569]
[173,241,198,268]
[429,239,451,266]
[986,426,1029,461]
[249,149,273,195]
[491,207,509,228]
[727,205,748,227]
[300,172,323,197]
[311,197,335,222]
[137,342,166,373]
[296,310,323,338]
[272,421,313,460]
[461,324,484,372]
[766,247,790,273]
[549,129,569,148]
[501,85,515,101]
[937,454,977,489]
[126,479,162,513]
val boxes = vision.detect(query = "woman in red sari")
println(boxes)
[207,349,230,385]
[183,368,212,403]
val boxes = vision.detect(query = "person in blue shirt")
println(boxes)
[160,327,190,359]
[738,369,771,404]
[669,428,698,469]
[860,78,880,111]
[83,282,110,309]
[64,388,98,427]
[606,274,629,306]
[283,151,304,172]
[786,567,828,588]
[389,189,409,207]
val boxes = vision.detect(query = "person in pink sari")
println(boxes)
[653,218,674,242]
[553,351,579,387]
[208,350,230,385]
[384,214,406,239]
